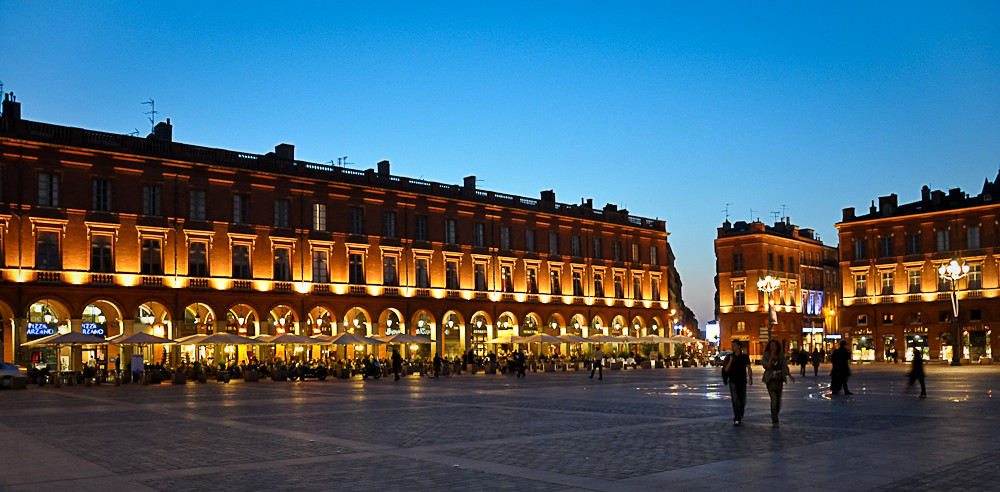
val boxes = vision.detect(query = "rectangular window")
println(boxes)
[651,277,660,300]
[572,271,584,296]
[415,258,429,288]
[142,184,160,216]
[768,252,775,270]
[613,241,622,262]
[908,268,921,293]
[349,252,365,284]
[141,238,162,275]
[614,274,624,298]
[233,194,250,224]
[444,219,457,244]
[881,271,893,295]
[906,233,920,255]
[445,260,459,289]
[312,250,329,283]
[970,309,982,322]
[474,263,487,291]
[968,226,981,250]
[633,276,642,300]
[593,238,602,260]
[501,265,513,292]
[274,199,289,228]
[571,236,581,257]
[38,172,59,207]
[383,256,398,286]
[231,244,250,279]
[594,272,604,296]
[525,229,536,253]
[500,226,511,250]
[969,264,982,289]
[779,255,785,272]
[92,179,111,212]
[414,215,428,241]
[190,190,206,221]
[857,314,868,326]
[189,242,208,277]
[909,312,923,324]
[853,240,866,260]
[854,273,866,296]
[880,237,893,257]
[939,274,950,292]
[549,269,561,294]
[650,245,659,266]
[549,232,559,255]
[733,281,745,305]
[936,230,949,252]
[526,266,538,294]
[733,253,743,271]
[312,203,327,232]
[350,207,365,235]
[631,243,640,262]
[383,212,396,238]
[881,313,894,325]
[273,247,291,281]
[474,223,486,247]
[90,235,113,273]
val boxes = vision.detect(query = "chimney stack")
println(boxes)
[1,92,20,120]
[377,160,390,175]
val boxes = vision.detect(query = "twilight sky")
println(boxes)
[3,1,999,328]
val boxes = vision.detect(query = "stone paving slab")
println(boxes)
[2,365,1000,491]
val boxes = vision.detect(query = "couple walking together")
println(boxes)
[723,339,794,427]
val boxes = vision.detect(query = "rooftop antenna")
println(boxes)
[722,203,733,222]
[770,211,780,222]
[749,208,758,222]
[142,99,158,133]
[126,128,140,137]
[780,204,788,221]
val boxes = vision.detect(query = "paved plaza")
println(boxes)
[2,363,1000,491]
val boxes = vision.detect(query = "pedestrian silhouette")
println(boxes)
[908,348,926,398]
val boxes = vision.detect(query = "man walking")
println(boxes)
[830,341,852,395]
[908,348,926,398]
[589,345,604,380]
[391,349,403,381]
[723,340,752,425]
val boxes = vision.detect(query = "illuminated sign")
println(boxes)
[81,322,106,336]
[385,327,401,335]
[825,334,843,339]
[26,323,56,336]
[416,326,431,335]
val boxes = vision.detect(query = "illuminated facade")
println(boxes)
[0,95,678,368]
[837,180,1000,362]
[715,219,839,357]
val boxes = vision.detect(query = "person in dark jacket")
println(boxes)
[391,349,403,381]
[830,341,852,395]
[723,340,752,425]
[908,348,926,398]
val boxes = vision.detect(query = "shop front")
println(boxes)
[851,329,875,362]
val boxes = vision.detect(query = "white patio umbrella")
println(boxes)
[484,334,524,344]
[557,334,595,344]
[374,333,433,344]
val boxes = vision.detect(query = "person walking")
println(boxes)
[391,349,403,381]
[589,345,604,380]
[515,350,527,378]
[762,340,794,427]
[722,340,752,425]
[811,347,821,376]
[830,340,852,395]
[908,348,926,398]
[797,348,808,376]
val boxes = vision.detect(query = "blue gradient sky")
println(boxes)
[3,1,999,327]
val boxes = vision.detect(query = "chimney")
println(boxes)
[148,118,172,142]
[869,200,877,215]
[464,176,476,189]
[582,198,594,208]
[377,160,390,175]
[932,190,945,205]
[878,193,898,216]
[842,207,855,221]
[274,143,294,160]
[921,185,931,201]
[603,203,618,213]
[1,92,20,120]
[540,190,555,202]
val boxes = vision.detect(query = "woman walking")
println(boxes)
[762,340,794,427]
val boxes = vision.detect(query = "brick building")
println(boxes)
[0,94,680,369]
[837,178,1000,363]
[715,218,839,357]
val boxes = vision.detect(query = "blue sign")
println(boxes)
[27,323,56,336]
[81,322,106,336]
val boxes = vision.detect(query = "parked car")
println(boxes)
[0,362,28,388]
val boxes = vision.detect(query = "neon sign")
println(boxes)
[26,323,56,336]
[81,322,106,336]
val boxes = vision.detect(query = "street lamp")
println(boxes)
[757,275,781,341]
[938,258,969,366]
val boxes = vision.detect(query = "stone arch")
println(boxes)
[305,304,337,336]
[344,306,374,336]
[441,310,465,358]
[567,313,587,336]
[544,312,566,335]
[470,310,493,345]
[610,315,627,336]
[135,300,174,338]
[181,302,216,336]
[629,315,646,337]
[224,303,260,336]
[590,315,607,336]
[410,310,436,338]
[521,312,541,336]
[264,304,299,336]
[496,311,518,336]
[377,307,406,337]
[80,298,125,338]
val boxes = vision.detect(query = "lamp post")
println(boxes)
[938,258,969,366]
[757,275,781,342]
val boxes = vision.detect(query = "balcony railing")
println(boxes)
[90,273,113,284]
[383,287,399,296]
[349,285,366,295]
[415,288,430,297]
[189,278,209,288]
[273,282,293,292]
[232,280,252,290]
[142,276,162,287]
[37,271,62,282]
[312,284,330,293]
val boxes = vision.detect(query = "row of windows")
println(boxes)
[852,264,984,296]
[855,309,982,326]
[36,173,661,263]
[852,228,983,260]
[32,233,663,299]
[731,252,799,274]
[729,280,800,306]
